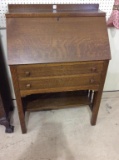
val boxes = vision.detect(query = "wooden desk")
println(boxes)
[6,4,111,133]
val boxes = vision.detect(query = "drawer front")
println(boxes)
[17,61,103,79]
[19,74,101,92]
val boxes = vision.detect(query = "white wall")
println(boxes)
[104,28,119,91]
[0,28,119,93]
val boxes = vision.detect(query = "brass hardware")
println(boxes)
[26,84,31,88]
[90,79,95,84]
[25,71,30,76]
[91,67,97,72]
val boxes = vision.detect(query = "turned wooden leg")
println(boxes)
[0,117,14,133]
[10,66,27,134]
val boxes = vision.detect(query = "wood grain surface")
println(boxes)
[10,66,26,133]
[17,61,103,79]
[6,4,104,18]
[6,4,111,133]
[7,17,110,65]
[8,4,99,13]
[23,91,90,111]
[19,74,101,91]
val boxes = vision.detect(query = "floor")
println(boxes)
[0,91,119,160]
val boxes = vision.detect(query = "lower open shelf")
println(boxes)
[22,90,91,112]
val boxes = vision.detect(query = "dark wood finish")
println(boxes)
[91,61,109,125]
[6,12,106,18]
[56,4,99,11]
[17,61,103,78]
[23,91,90,111]
[19,74,101,94]
[6,4,104,18]
[7,17,110,65]
[6,4,111,133]
[8,4,99,12]
[10,66,26,133]
[0,39,14,133]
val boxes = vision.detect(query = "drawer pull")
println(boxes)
[26,84,31,88]
[90,79,95,84]
[91,67,97,72]
[25,71,30,76]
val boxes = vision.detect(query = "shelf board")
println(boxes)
[23,91,91,111]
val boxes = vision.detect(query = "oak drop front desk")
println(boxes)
[6,4,111,133]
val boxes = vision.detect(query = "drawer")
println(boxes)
[17,61,104,79]
[19,74,101,92]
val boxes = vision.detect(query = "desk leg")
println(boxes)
[91,91,102,125]
[91,61,109,125]
[10,66,26,134]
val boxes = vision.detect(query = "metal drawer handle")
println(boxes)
[90,79,95,84]
[91,67,97,72]
[26,84,31,88]
[25,71,30,76]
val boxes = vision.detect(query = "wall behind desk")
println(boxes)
[104,29,119,91]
